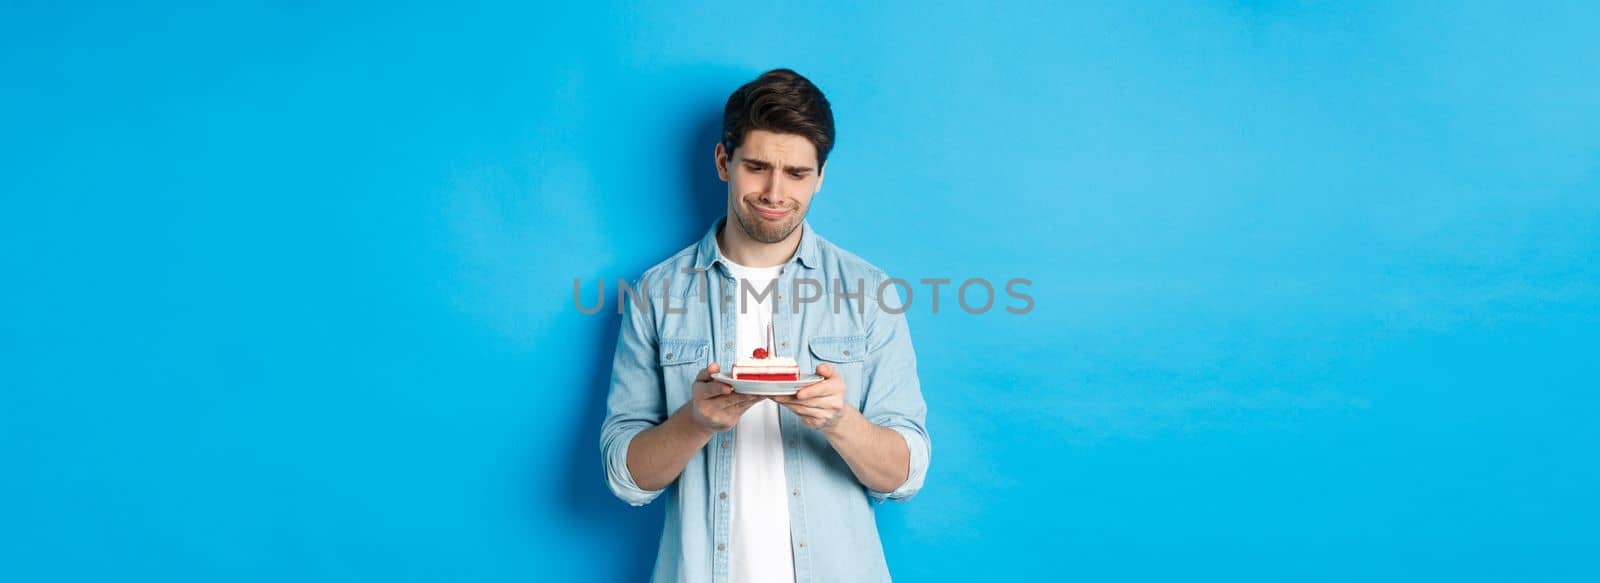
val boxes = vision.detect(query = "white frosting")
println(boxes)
[732,355,793,368]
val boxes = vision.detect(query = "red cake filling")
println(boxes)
[735,372,800,381]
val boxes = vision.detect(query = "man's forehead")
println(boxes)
[736,130,819,167]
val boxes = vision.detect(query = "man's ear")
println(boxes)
[814,162,826,193]
[714,143,730,182]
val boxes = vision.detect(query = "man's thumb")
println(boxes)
[816,363,836,378]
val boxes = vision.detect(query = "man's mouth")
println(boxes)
[752,206,789,220]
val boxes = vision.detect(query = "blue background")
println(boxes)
[3,1,1597,581]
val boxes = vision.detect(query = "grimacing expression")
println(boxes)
[717,129,825,244]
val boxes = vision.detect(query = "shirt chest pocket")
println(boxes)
[807,335,867,410]
[659,338,710,408]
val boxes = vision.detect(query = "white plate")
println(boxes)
[712,372,824,396]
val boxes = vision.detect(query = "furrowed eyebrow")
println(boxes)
[742,158,813,174]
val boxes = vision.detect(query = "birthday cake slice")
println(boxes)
[731,323,799,381]
[732,348,800,381]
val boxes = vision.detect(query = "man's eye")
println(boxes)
[745,165,766,172]
[787,172,806,179]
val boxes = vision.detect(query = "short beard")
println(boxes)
[732,202,804,244]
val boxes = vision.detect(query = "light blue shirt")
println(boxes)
[601,218,932,582]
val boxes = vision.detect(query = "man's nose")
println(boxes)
[758,169,781,201]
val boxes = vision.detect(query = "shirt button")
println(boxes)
[720,441,728,449]
[718,543,726,551]
[719,492,727,500]
[780,341,789,348]
[723,295,732,303]
[798,542,806,549]
[664,352,674,360]
[787,440,795,448]
[725,341,734,349]
[792,490,800,497]
[843,350,851,356]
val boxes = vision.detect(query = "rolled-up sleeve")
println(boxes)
[599,277,668,507]
[862,271,931,503]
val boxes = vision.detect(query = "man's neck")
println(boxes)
[717,216,802,268]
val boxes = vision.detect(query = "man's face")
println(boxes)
[716,129,825,244]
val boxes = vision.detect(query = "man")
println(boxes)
[601,69,930,583]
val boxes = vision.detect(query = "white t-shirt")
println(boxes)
[721,259,795,583]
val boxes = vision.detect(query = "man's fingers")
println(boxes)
[772,394,821,405]
[718,393,764,412]
[775,399,831,414]
[696,363,721,382]
[793,381,841,401]
[695,381,734,403]
[771,396,829,413]
[815,363,836,379]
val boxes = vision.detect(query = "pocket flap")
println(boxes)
[659,338,709,366]
[808,335,866,363]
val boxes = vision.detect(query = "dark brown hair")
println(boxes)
[721,68,835,167]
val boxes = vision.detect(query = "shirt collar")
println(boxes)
[694,216,820,272]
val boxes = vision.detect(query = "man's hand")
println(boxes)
[688,363,763,433]
[772,363,853,433]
